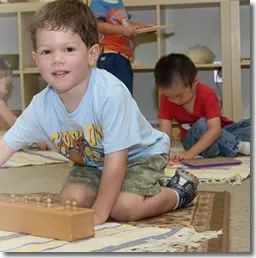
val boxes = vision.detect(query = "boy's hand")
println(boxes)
[171,151,194,161]
[122,23,154,38]
[93,213,108,226]
[135,23,154,30]
[123,25,138,38]
[36,142,51,151]
[29,142,52,151]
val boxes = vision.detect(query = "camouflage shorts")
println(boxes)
[62,154,168,196]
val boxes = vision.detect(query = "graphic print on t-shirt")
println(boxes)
[50,123,104,166]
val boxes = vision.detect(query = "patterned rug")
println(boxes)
[128,191,230,252]
[165,143,250,185]
[1,149,68,168]
[0,130,68,168]
[165,152,250,185]
[0,191,229,252]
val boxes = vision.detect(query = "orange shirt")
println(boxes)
[90,0,135,57]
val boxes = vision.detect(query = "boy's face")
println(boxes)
[32,28,100,95]
[0,76,11,98]
[160,83,196,106]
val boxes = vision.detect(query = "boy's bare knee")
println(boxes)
[60,184,96,208]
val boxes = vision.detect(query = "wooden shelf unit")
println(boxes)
[125,0,249,121]
[0,0,250,121]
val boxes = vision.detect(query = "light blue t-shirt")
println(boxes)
[4,68,170,170]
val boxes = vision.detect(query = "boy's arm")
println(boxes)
[175,117,221,160]
[0,137,17,166]
[0,100,50,151]
[92,148,128,225]
[98,20,138,38]
[0,99,17,128]
[128,21,154,30]
[159,118,172,140]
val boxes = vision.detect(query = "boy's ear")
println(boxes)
[88,44,100,67]
[32,51,39,66]
[193,74,200,83]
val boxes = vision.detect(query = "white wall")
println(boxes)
[0,4,250,119]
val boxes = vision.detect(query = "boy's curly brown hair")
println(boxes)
[29,0,99,50]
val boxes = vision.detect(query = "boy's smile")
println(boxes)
[32,29,96,96]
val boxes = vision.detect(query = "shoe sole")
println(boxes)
[176,169,199,188]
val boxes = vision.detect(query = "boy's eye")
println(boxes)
[41,50,51,55]
[66,47,75,52]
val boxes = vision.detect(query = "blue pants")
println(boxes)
[181,118,250,158]
[97,52,133,95]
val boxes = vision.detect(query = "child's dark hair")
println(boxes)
[0,58,12,79]
[154,53,197,89]
[29,0,99,50]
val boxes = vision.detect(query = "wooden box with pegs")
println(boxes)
[0,194,95,242]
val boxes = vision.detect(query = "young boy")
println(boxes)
[0,58,49,150]
[0,0,198,225]
[90,0,152,95]
[155,53,250,161]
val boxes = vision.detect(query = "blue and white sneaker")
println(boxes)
[166,168,199,209]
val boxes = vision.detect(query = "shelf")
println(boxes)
[196,60,251,70]
[0,2,43,13]
[240,59,250,68]
[24,65,155,72]
[131,64,154,71]
[132,61,250,71]
[132,63,220,71]
[124,0,224,7]
[18,58,251,76]
[12,70,21,75]
[23,67,40,74]
[24,65,155,73]
[195,63,222,70]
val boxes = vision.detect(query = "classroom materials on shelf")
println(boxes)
[136,24,175,34]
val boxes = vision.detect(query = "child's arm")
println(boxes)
[128,21,154,30]
[92,148,128,225]
[0,100,50,151]
[0,137,17,166]
[97,20,138,38]
[159,118,173,140]
[171,117,221,161]
[0,99,17,128]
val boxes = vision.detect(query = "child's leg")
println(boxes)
[110,155,199,222]
[59,165,100,207]
[182,117,220,157]
[220,118,250,156]
[97,53,133,95]
[223,118,250,142]
[215,119,250,156]
[183,117,248,157]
